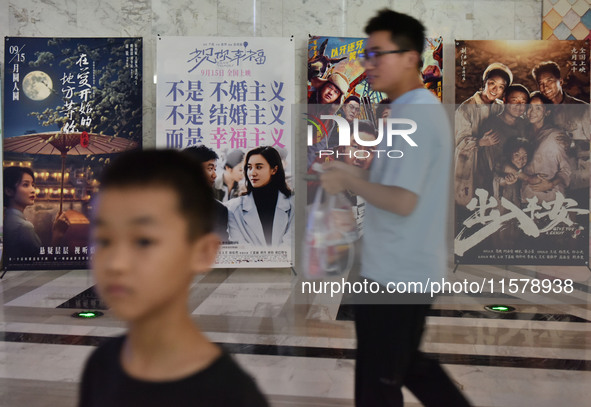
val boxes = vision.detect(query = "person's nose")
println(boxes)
[361,57,375,69]
[103,243,131,276]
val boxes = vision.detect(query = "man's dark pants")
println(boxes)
[354,296,472,407]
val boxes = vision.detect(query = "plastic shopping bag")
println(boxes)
[302,186,359,279]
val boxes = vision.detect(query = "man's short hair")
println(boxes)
[344,95,361,104]
[3,166,35,205]
[224,149,245,169]
[532,61,561,82]
[98,149,214,240]
[183,145,218,164]
[364,9,425,55]
[505,84,530,102]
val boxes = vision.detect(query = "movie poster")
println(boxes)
[3,37,143,271]
[423,36,443,100]
[156,36,295,268]
[306,36,442,234]
[454,40,590,265]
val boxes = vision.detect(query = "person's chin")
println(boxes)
[368,80,382,92]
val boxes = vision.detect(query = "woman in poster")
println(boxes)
[226,146,294,247]
[520,92,571,204]
[3,167,42,258]
[454,62,513,205]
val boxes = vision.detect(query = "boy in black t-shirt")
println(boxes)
[79,150,269,407]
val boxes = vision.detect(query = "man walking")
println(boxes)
[321,9,472,407]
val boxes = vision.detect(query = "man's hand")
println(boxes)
[478,129,500,147]
[319,161,366,195]
[320,160,417,216]
[529,174,554,192]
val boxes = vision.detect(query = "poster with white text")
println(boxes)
[454,40,590,265]
[306,35,442,233]
[3,37,142,271]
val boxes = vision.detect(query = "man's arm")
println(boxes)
[320,161,418,216]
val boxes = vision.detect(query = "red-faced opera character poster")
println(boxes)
[454,40,590,266]
[3,37,143,271]
[156,36,295,268]
[306,35,443,234]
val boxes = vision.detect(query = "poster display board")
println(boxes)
[156,36,295,267]
[2,37,143,271]
[306,35,443,233]
[454,40,590,265]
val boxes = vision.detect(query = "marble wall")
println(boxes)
[0,0,543,147]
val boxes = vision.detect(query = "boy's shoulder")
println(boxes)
[81,335,269,407]
[84,335,125,373]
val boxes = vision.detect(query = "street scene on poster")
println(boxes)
[156,37,295,267]
[2,37,142,271]
[306,35,443,234]
[454,40,590,265]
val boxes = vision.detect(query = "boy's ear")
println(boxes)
[190,232,220,275]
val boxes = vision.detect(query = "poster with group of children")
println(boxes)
[453,40,590,266]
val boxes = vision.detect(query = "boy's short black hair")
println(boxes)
[3,166,35,205]
[532,61,561,82]
[98,149,214,240]
[183,145,219,164]
[365,9,425,55]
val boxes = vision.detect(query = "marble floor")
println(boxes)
[1,263,590,407]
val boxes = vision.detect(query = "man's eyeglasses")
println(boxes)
[359,49,410,64]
